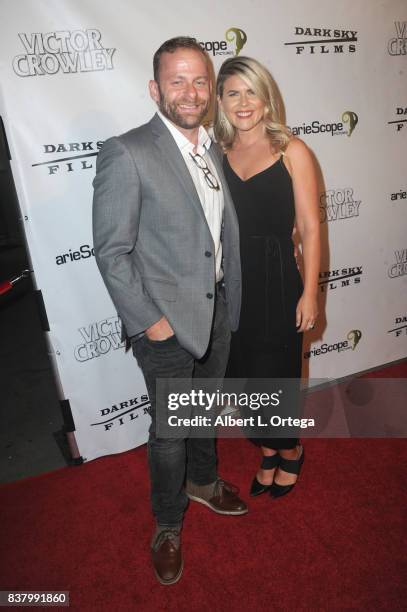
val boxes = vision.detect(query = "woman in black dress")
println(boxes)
[215,57,320,498]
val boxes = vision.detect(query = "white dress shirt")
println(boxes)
[157,110,224,282]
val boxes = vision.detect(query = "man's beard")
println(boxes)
[158,89,209,130]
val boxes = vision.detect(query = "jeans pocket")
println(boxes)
[144,333,179,351]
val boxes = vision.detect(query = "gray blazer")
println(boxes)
[92,113,241,359]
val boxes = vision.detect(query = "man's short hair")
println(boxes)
[153,36,207,82]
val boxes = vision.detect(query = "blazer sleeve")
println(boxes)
[92,136,162,336]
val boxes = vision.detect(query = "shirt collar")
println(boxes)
[156,110,211,156]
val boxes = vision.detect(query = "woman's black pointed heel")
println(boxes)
[250,453,281,496]
[270,446,304,499]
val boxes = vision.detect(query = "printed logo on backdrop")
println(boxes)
[388,249,407,278]
[387,315,407,338]
[388,107,407,132]
[319,266,362,293]
[74,315,124,362]
[391,187,406,202]
[290,111,358,137]
[387,21,406,56]
[199,27,247,57]
[91,394,151,432]
[284,26,357,55]
[320,187,361,222]
[304,330,362,360]
[13,30,116,77]
[55,244,95,266]
[32,141,104,175]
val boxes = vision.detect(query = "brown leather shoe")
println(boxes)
[151,529,183,585]
[186,479,248,515]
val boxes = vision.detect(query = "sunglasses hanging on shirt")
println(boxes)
[189,153,220,191]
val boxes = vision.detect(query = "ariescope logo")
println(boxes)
[319,266,362,293]
[74,316,124,362]
[32,140,104,175]
[199,27,247,56]
[90,394,151,432]
[391,187,407,201]
[304,330,362,359]
[388,21,406,55]
[388,107,407,132]
[387,315,407,338]
[320,187,361,222]
[388,249,407,278]
[284,26,357,54]
[56,244,94,266]
[13,30,116,76]
[290,111,358,137]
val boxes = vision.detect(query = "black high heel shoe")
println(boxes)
[270,446,304,499]
[250,454,280,496]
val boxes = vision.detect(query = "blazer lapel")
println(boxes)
[150,114,209,226]
[207,144,239,235]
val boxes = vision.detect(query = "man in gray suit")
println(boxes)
[93,37,246,585]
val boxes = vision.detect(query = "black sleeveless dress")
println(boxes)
[224,155,303,449]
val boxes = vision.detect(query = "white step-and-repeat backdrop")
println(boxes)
[1,0,406,460]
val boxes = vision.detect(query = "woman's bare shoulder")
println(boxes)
[285,136,311,159]
[284,137,314,173]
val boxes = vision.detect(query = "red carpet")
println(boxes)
[1,362,406,611]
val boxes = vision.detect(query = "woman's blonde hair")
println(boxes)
[214,56,291,151]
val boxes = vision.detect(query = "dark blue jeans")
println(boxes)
[132,290,231,527]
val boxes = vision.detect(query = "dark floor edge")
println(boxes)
[304,356,407,394]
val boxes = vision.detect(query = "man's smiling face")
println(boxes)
[149,47,211,133]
